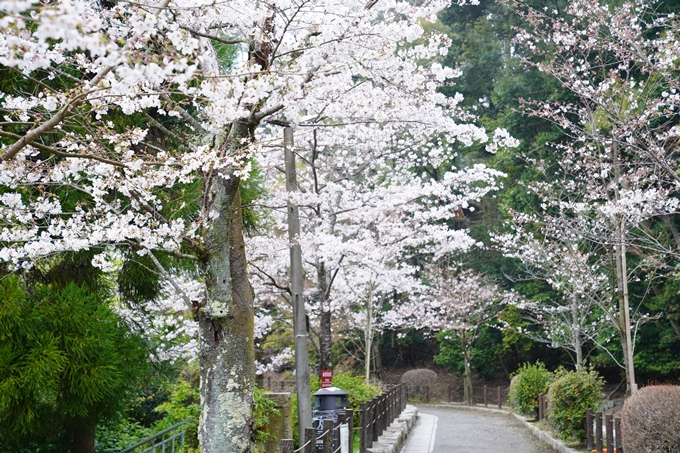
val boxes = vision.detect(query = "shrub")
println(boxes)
[547,368,603,440]
[253,387,281,445]
[621,385,680,453]
[399,369,437,400]
[508,362,553,417]
[310,371,381,409]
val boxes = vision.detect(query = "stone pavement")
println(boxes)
[399,404,578,453]
[400,412,437,453]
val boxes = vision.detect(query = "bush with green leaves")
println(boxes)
[310,371,381,409]
[547,368,603,440]
[96,366,201,453]
[0,276,148,453]
[253,387,281,446]
[508,362,554,417]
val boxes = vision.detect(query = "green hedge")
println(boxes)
[547,369,603,440]
[508,362,553,417]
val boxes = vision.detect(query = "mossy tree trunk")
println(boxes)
[198,124,256,453]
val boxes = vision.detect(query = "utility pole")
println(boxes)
[284,126,313,440]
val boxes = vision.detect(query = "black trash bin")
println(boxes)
[312,387,350,452]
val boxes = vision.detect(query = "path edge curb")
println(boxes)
[511,413,580,453]
[367,405,418,453]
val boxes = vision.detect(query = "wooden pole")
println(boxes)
[484,385,488,408]
[595,411,603,453]
[369,401,376,446]
[322,419,333,453]
[606,415,614,453]
[345,409,354,453]
[374,399,379,443]
[497,387,502,409]
[285,127,312,441]
[586,409,594,451]
[305,427,317,453]
[359,403,367,453]
[281,439,294,453]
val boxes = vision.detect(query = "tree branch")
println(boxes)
[145,249,195,310]
[161,94,208,134]
[178,24,245,45]
[0,130,126,167]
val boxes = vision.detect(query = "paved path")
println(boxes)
[401,406,556,453]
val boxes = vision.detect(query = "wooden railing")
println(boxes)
[280,384,408,453]
[406,384,508,408]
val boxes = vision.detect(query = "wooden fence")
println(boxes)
[406,384,508,408]
[280,384,408,453]
[537,395,623,453]
[586,409,622,453]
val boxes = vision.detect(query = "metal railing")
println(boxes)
[119,419,190,453]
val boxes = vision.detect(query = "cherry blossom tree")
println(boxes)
[502,0,680,394]
[0,0,503,450]
[494,212,615,369]
[249,137,506,381]
[393,266,508,401]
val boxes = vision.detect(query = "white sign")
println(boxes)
[340,423,349,453]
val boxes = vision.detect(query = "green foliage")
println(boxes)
[96,365,200,453]
[94,420,152,453]
[508,362,553,417]
[0,276,147,452]
[310,371,381,409]
[153,372,200,452]
[240,159,269,234]
[253,387,281,445]
[547,369,604,440]
[433,334,465,373]
[634,276,680,380]
[290,371,381,446]
[434,327,505,379]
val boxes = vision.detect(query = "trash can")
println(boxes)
[312,387,350,452]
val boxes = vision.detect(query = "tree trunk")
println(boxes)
[72,418,96,453]
[614,224,636,395]
[463,344,472,405]
[317,261,333,378]
[611,142,636,395]
[571,294,583,369]
[364,287,373,383]
[373,332,384,381]
[198,163,255,453]
[669,316,680,342]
